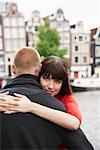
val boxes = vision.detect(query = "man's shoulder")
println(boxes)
[35,92,66,112]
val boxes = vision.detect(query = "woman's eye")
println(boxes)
[43,76,47,79]
[55,80,62,84]
[43,77,49,81]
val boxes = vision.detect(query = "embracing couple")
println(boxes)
[0,47,94,150]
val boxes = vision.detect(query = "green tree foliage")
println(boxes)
[36,17,67,58]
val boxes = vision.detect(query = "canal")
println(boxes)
[74,91,100,150]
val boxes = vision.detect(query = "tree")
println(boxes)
[36,17,67,58]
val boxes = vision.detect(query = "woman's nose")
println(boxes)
[48,81,54,89]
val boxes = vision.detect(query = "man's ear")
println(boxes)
[35,64,42,76]
[11,65,16,75]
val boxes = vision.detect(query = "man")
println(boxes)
[0,47,94,150]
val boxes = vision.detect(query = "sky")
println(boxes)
[2,0,100,31]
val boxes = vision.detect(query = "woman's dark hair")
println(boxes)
[38,56,72,96]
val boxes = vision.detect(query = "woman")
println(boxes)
[3,56,82,131]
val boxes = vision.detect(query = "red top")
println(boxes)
[56,94,82,124]
[56,94,82,150]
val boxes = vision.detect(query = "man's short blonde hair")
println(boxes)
[13,47,41,73]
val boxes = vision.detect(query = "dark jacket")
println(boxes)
[0,74,94,150]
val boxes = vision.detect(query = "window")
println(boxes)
[18,28,25,38]
[4,28,11,38]
[95,59,100,66]
[12,28,18,38]
[3,18,10,26]
[4,39,12,51]
[95,47,100,57]
[74,72,78,78]
[57,22,62,28]
[74,36,77,40]
[75,56,78,62]
[19,39,26,48]
[11,18,17,26]
[8,58,10,62]
[63,21,69,29]
[13,39,18,50]
[18,18,25,26]
[34,26,38,32]
[0,65,5,72]
[83,56,87,63]
[50,21,56,28]
[75,46,78,51]
[0,25,2,36]
[63,32,69,41]
[57,13,63,21]
[59,32,63,40]
[34,16,39,22]
[79,36,83,41]
[0,39,3,50]
[0,54,4,62]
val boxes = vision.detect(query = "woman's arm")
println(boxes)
[62,95,82,125]
[2,93,80,130]
[30,101,80,130]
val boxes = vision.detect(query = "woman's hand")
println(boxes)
[0,93,32,114]
[0,91,10,112]
[4,93,32,114]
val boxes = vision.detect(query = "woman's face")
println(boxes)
[40,75,63,96]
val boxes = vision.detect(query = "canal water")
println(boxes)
[73,91,100,150]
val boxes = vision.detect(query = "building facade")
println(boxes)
[0,2,26,77]
[48,9,70,58]
[70,21,91,79]
[0,23,4,77]
[26,10,42,47]
[0,2,97,81]
[26,9,70,58]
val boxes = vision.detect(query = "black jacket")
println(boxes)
[0,74,94,150]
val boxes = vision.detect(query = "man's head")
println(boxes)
[12,47,41,76]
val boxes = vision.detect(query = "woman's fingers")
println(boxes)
[0,94,20,103]
[0,106,8,112]
[0,99,9,107]
[0,91,9,96]
[0,95,15,102]
[9,100,19,106]
[4,110,17,114]
[0,94,21,113]
[0,93,30,113]
[0,98,19,107]
[14,93,25,98]
[0,95,8,101]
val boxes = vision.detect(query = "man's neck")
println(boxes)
[15,71,37,77]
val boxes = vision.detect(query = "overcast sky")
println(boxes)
[3,0,100,31]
